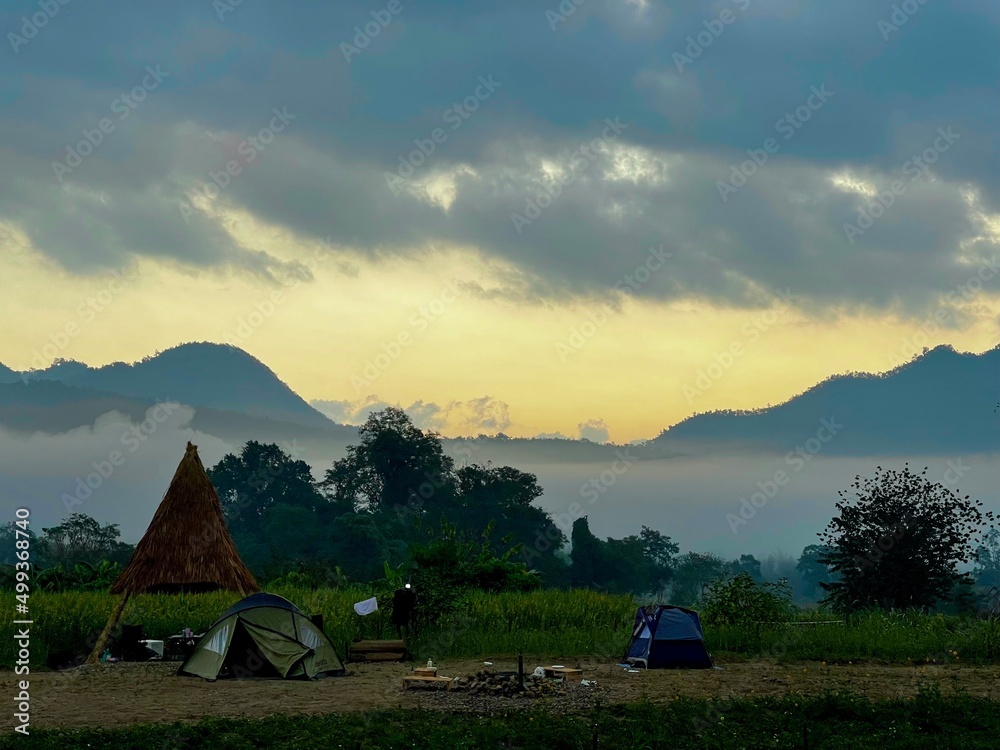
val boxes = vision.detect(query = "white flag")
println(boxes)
[353,596,378,616]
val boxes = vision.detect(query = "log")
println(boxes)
[86,593,130,665]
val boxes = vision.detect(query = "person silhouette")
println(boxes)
[392,583,417,638]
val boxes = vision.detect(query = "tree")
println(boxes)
[209,441,324,533]
[640,526,679,588]
[701,573,793,627]
[37,514,132,568]
[819,465,995,613]
[700,573,793,649]
[260,504,325,564]
[453,463,566,580]
[0,522,36,566]
[599,527,678,595]
[403,520,540,629]
[796,545,835,601]
[670,552,729,606]
[326,513,407,582]
[729,554,762,581]
[320,408,455,513]
[569,517,602,588]
[600,536,650,595]
[973,528,1000,590]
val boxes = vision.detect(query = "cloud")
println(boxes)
[0,0,998,322]
[0,403,234,542]
[577,418,611,443]
[310,394,511,435]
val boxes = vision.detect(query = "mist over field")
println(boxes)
[2,396,995,563]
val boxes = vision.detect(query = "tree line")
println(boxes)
[4,407,998,615]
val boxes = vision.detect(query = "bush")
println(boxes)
[701,573,794,628]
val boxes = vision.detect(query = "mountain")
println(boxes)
[12,343,334,430]
[0,342,996,462]
[652,345,1000,456]
[0,363,20,385]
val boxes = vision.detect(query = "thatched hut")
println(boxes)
[111,441,259,595]
[90,442,257,663]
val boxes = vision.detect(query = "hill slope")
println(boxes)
[0,363,20,385]
[653,345,1000,455]
[11,343,334,430]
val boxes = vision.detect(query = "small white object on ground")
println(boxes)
[483,661,493,666]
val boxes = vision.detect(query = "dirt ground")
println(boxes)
[18,658,1000,730]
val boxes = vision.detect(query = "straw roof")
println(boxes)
[111,442,259,595]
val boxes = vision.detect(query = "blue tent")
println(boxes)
[623,605,713,669]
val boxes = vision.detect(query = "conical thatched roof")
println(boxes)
[111,442,258,595]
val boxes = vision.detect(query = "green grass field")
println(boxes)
[4,587,999,669]
[5,693,1000,749]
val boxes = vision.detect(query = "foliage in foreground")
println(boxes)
[5,693,1000,749]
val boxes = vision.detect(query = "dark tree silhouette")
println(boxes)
[208,440,323,533]
[320,407,455,513]
[819,465,994,613]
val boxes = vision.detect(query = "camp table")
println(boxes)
[165,633,202,661]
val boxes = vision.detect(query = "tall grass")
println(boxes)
[709,610,1000,664]
[4,589,1000,669]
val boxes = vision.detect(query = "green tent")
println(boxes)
[179,593,345,680]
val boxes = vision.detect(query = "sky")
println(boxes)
[1,0,998,444]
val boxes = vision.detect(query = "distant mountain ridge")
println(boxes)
[0,342,996,459]
[653,345,1000,455]
[4,342,334,431]
[0,363,20,384]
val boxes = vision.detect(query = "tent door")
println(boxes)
[221,621,283,679]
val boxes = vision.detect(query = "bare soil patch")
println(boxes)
[20,658,1000,730]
